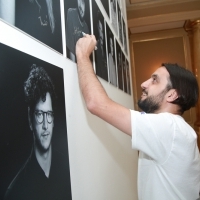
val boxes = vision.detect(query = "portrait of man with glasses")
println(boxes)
[3,64,71,200]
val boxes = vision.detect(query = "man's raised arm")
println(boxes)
[76,34,132,136]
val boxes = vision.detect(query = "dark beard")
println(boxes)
[138,96,160,113]
[138,87,170,113]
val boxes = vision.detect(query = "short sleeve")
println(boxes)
[131,110,175,163]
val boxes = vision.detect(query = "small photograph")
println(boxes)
[0,0,63,54]
[0,43,72,200]
[106,23,117,87]
[117,1,123,45]
[126,59,131,95]
[117,0,121,8]
[64,0,91,62]
[110,0,118,35]
[122,52,127,93]
[100,0,110,18]
[92,1,108,81]
[122,17,128,54]
[116,40,123,90]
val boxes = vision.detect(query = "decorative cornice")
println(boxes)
[128,10,200,28]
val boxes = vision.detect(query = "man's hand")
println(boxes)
[76,34,97,59]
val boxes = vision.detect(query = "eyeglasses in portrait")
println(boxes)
[0,43,72,200]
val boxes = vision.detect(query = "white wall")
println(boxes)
[0,0,138,199]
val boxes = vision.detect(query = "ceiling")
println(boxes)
[126,0,200,34]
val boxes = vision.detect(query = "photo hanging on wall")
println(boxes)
[0,43,72,200]
[117,0,122,8]
[106,23,117,87]
[100,0,110,18]
[92,0,108,82]
[116,39,123,90]
[122,52,128,93]
[117,1,123,45]
[122,17,128,55]
[0,0,63,54]
[126,59,131,95]
[110,0,118,35]
[64,0,91,63]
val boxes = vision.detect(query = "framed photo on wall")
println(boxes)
[110,0,118,35]
[116,39,123,90]
[122,17,128,55]
[0,0,63,54]
[64,0,91,63]
[0,43,72,200]
[92,0,108,82]
[106,23,117,87]
[117,1,123,45]
[126,59,131,95]
[122,52,127,93]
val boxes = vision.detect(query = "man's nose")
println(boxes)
[42,114,48,130]
[141,78,150,89]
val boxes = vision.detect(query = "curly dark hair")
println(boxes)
[162,63,199,114]
[24,64,56,116]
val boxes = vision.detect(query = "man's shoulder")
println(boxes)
[4,159,30,200]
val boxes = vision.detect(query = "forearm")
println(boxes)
[77,54,109,114]
[76,35,132,136]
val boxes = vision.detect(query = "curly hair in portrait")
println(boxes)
[24,64,57,117]
[162,63,199,114]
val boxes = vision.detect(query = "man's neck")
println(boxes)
[34,145,52,178]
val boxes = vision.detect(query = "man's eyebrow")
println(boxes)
[151,74,160,81]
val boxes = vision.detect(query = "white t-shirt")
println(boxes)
[131,110,200,200]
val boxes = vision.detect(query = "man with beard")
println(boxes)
[75,35,200,200]
[66,0,89,62]
[4,65,71,200]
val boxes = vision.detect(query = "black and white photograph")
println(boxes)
[92,0,108,82]
[122,52,127,93]
[122,17,128,54]
[106,23,117,87]
[100,0,110,18]
[117,0,121,8]
[126,59,131,95]
[110,0,118,35]
[117,1,123,45]
[0,0,63,54]
[64,0,91,62]
[116,40,123,90]
[0,43,72,200]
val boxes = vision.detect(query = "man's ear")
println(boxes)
[167,89,179,102]
[28,107,33,131]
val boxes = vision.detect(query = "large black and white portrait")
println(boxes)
[122,52,127,93]
[122,17,128,55]
[92,0,108,82]
[117,2,123,45]
[126,59,131,95]
[100,0,109,18]
[106,23,117,87]
[0,43,72,200]
[110,0,117,35]
[65,0,91,62]
[116,40,123,90]
[0,0,63,54]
